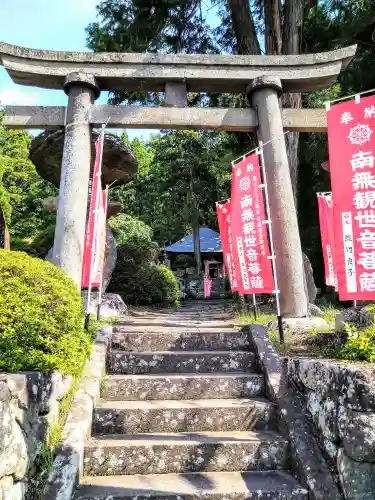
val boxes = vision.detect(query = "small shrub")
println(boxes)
[109,246,180,307]
[0,250,90,375]
[109,213,153,245]
[338,323,375,363]
[146,265,180,307]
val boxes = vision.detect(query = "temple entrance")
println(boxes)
[0,41,356,317]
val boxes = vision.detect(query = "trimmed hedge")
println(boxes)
[0,250,90,375]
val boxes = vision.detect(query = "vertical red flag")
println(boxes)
[81,133,105,289]
[216,200,239,292]
[204,278,212,298]
[317,193,338,289]
[230,152,274,294]
[327,94,375,299]
[91,189,108,288]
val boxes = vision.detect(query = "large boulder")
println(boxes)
[303,253,317,304]
[30,130,138,188]
[81,292,128,318]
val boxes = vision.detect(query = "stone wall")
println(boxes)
[286,358,375,500]
[0,372,72,499]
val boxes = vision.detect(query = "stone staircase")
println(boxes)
[74,301,307,500]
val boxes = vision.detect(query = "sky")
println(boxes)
[0,0,154,140]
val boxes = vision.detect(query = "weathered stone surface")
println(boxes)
[45,326,112,500]
[74,470,308,500]
[249,76,307,318]
[308,332,348,349]
[337,448,375,500]
[338,407,375,462]
[107,350,256,375]
[111,330,251,352]
[0,371,75,500]
[248,325,343,500]
[4,104,332,133]
[306,391,338,443]
[309,304,325,317]
[93,399,276,434]
[286,358,375,411]
[359,307,375,328]
[42,196,122,220]
[268,317,330,334]
[101,373,264,401]
[0,476,25,500]
[48,225,117,292]
[0,40,356,94]
[82,293,127,319]
[30,130,137,188]
[83,431,290,476]
[336,307,361,331]
[303,253,317,304]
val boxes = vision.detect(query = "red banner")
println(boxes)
[230,152,274,294]
[216,200,239,292]
[327,94,375,299]
[204,278,212,298]
[317,193,338,289]
[81,134,107,289]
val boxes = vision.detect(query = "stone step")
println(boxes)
[84,431,290,476]
[92,398,276,434]
[101,373,265,401]
[107,350,255,375]
[111,331,251,351]
[74,471,308,500]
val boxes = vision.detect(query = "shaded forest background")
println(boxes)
[1,0,375,289]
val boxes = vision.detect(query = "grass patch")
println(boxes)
[236,306,340,358]
[322,304,342,327]
[235,311,277,327]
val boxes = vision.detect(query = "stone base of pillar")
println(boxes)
[268,317,330,334]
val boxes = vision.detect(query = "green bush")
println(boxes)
[109,213,153,246]
[0,250,91,375]
[109,245,180,307]
[145,265,180,307]
[338,323,375,363]
[11,224,56,258]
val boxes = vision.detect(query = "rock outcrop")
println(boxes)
[30,130,138,188]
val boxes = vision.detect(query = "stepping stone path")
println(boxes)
[74,300,307,500]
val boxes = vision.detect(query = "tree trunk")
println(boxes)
[264,0,282,55]
[193,220,201,277]
[227,0,261,55]
[281,0,304,201]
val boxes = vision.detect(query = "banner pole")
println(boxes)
[252,294,257,321]
[257,142,284,343]
[86,124,106,319]
[97,184,109,321]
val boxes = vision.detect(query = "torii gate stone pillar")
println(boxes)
[52,73,100,286]
[248,76,308,317]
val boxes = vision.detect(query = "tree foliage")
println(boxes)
[0,115,57,249]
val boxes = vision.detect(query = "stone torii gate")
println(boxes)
[0,42,357,318]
